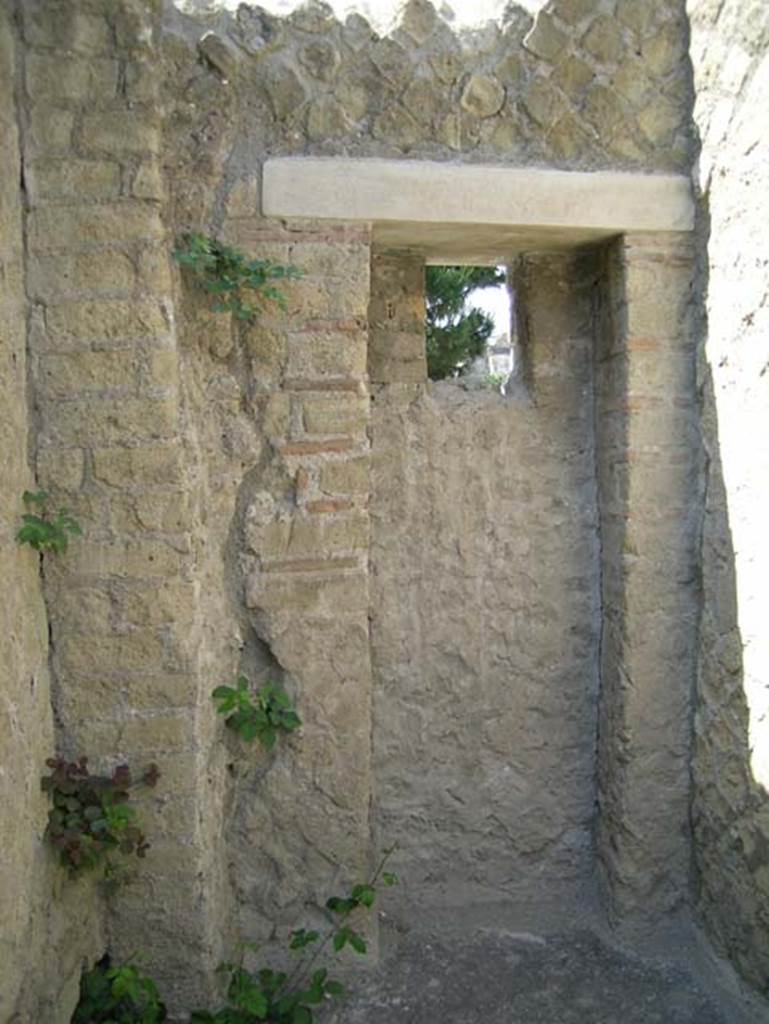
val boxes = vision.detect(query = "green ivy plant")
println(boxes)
[16,489,82,554]
[72,957,167,1024]
[172,233,302,322]
[212,677,301,749]
[191,848,398,1023]
[41,757,159,876]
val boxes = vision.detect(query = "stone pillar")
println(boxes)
[22,0,223,1010]
[369,250,427,385]
[240,221,376,934]
[595,232,700,921]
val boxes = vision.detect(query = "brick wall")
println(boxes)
[0,6,104,1020]
[20,0,225,1011]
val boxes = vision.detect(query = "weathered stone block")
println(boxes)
[26,54,118,103]
[552,55,595,95]
[27,159,121,203]
[24,9,112,53]
[36,447,85,492]
[616,0,656,36]
[307,96,350,140]
[92,443,183,488]
[399,0,438,44]
[549,113,591,161]
[29,204,163,250]
[582,17,624,65]
[320,457,369,494]
[64,539,186,580]
[554,0,598,25]
[289,241,369,286]
[611,62,655,107]
[637,96,682,146]
[138,248,174,296]
[641,21,687,76]
[40,395,177,446]
[264,64,307,120]
[126,673,198,711]
[110,712,192,754]
[372,105,422,149]
[334,79,369,122]
[121,56,160,103]
[60,631,168,675]
[261,393,291,437]
[28,251,135,300]
[286,331,367,379]
[26,105,75,154]
[198,32,240,81]
[224,175,260,219]
[299,39,341,81]
[370,38,410,84]
[50,584,113,635]
[438,110,481,151]
[461,74,505,118]
[301,395,368,435]
[288,513,369,556]
[523,78,567,127]
[112,491,194,534]
[39,349,139,397]
[80,113,160,154]
[114,582,199,628]
[133,161,165,201]
[39,299,169,348]
[583,83,627,135]
[524,13,568,60]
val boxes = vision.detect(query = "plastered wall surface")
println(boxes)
[688,0,769,991]
[5,0,767,1016]
[369,251,601,911]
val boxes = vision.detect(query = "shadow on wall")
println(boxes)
[694,191,769,994]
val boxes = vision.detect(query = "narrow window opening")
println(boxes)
[424,264,514,392]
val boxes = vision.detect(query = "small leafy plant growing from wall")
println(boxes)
[212,677,301,749]
[72,956,167,1024]
[172,233,302,322]
[191,848,398,1023]
[17,490,82,554]
[41,757,159,876]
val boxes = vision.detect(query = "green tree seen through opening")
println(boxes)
[425,265,507,380]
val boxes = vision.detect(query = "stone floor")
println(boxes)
[335,905,769,1024]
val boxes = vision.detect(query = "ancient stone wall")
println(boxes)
[0,7,103,1021]
[0,0,721,1016]
[688,0,769,991]
[16,0,231,1011]
[167,0,690,174]
[369,250,602,913]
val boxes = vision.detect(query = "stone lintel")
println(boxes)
[263,158,694,262]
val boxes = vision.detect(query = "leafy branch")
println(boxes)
[17,490,82,554]
[41,757,160,876]
[72,956,167,1024]
[191,846,398,1023]
[212,677,301,749]
[172,233,301,322]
